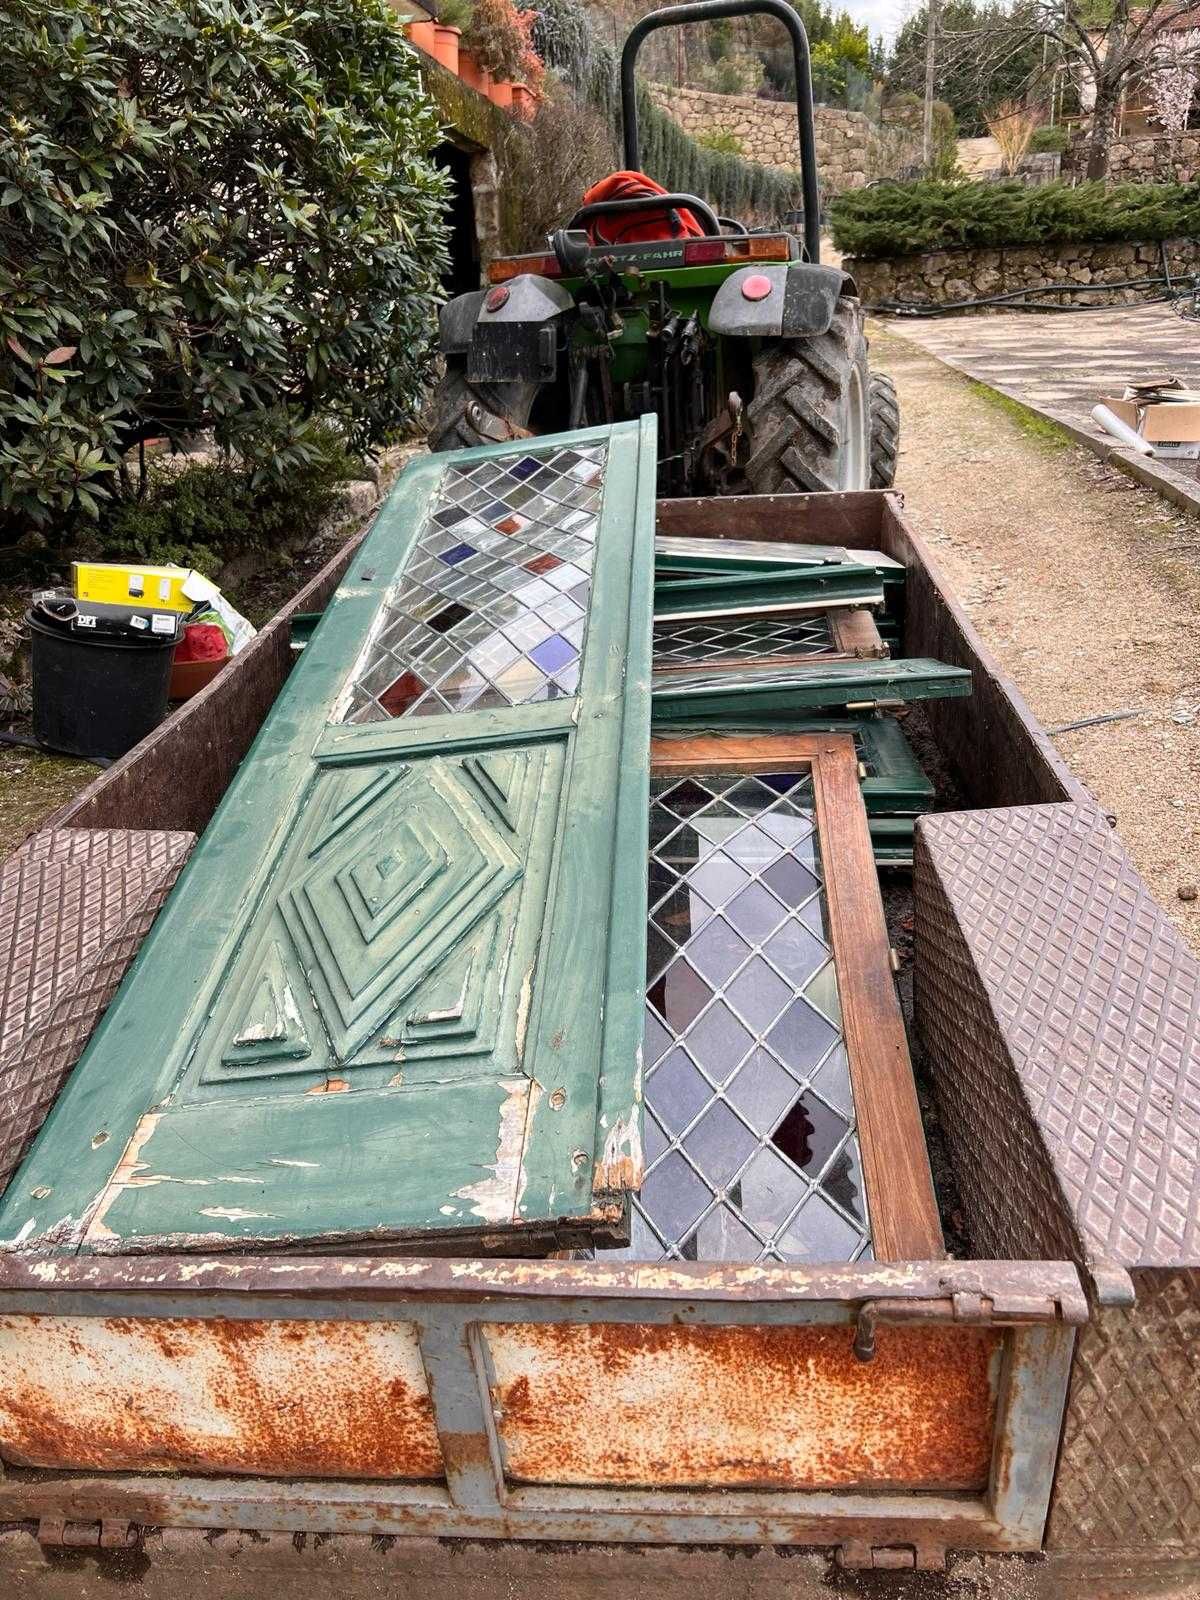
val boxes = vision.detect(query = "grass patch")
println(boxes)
[0,747,97,859]
[965,380,1071,448]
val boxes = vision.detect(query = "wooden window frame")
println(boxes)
[649,730,944,1263]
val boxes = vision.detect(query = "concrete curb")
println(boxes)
[880,323,1200,519]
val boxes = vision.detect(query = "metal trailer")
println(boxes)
[0,489,1197,1599]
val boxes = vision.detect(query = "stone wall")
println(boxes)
[648,83,921,192]
[845,237,1199,310]
[1064,131,1200,182]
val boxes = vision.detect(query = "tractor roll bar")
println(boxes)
[620,0,821,263]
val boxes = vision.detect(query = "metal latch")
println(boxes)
[36,1517,135,1549]
[843,697,905,713]
[837,1539,945,1571]
[853,1272,1090,1361]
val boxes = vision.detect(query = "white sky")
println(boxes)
[842,0,914,47]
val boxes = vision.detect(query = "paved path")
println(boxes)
[884,301,1200,511]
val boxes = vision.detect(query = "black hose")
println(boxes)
[865,272,1200,317]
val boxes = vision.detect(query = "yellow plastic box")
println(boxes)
[72,561,196,612]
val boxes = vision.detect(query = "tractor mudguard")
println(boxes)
[708,262,852,339]
[438,290,486,356]
[465,274,575,385]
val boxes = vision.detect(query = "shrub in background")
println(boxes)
[91,427,364,576]
[1029,124,1070,155]
[984,99,1039,175]
[464,0,528,79]
[499,85,619,253]
[0,0,449,547]
[830,178,1200,258]
[695,128,746,155]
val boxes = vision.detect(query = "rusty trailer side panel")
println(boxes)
[0,1312,441,1479]
[486,1320,1000,1491]
[0,1256,1083,1562]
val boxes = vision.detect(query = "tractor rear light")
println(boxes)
[487,253,562,284]
[744,234,791,260]
[681,240,727,265]
[741,274,773,301]
[485,285,510,311]
[681,233,791,268]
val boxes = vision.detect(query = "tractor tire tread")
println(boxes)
[744,300,868,496]
[868,371,901,489]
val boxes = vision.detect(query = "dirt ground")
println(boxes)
[873,319,1200,953]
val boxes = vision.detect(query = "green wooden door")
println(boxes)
[1,420,655,1255]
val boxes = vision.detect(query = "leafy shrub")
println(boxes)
[464,0,527,78]
[706,57,756,96]
[1029,124,1070,154]
[0,0,449,546]
[829,179,1200,259]
[87,428,363,575]
[696,129,746,155]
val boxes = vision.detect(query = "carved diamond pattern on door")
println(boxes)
[199,746,557,1088]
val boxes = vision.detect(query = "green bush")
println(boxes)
[87,428,363,575]
[1029,124,1070,155]
[829,179,1200,259]
[0,0,449,545]
[695,129,746,155]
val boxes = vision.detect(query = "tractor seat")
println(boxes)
[578,170,710,245]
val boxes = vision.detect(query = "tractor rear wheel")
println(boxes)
[743,300,870,495]
[868,371,900,489]
[428,364,539,452]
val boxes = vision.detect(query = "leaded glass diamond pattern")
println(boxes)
[339,445,606,723]
[653,613,835,669]
[618,768,872,1265]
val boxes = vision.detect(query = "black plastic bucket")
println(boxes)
[27,607,176,760]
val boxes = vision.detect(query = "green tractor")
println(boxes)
[429,0,899,498]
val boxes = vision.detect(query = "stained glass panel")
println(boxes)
[611,767,872,1265]
[338,444,606,723]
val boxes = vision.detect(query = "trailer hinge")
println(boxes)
[836,1539,946,1571]
[853,1274,1089,1360]
[37,1517,136,1550]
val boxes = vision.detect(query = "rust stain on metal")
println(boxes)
[486,1320,1001,1491]
[0,1313,444,1480]
[306,1077,350,1095]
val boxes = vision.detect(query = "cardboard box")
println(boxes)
[1103,398,1200,460]
[73,561,192,610]
[71,562,220,612]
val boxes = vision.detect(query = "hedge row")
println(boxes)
[531,0,803,223]
[829,179,1200,260]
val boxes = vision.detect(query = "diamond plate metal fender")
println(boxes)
[0,828,194,1199]
[913,801,1200,1552]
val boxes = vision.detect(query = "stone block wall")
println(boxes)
[845,236,1199,310]
[1064,132,1200,182]
[648,83,921,192]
